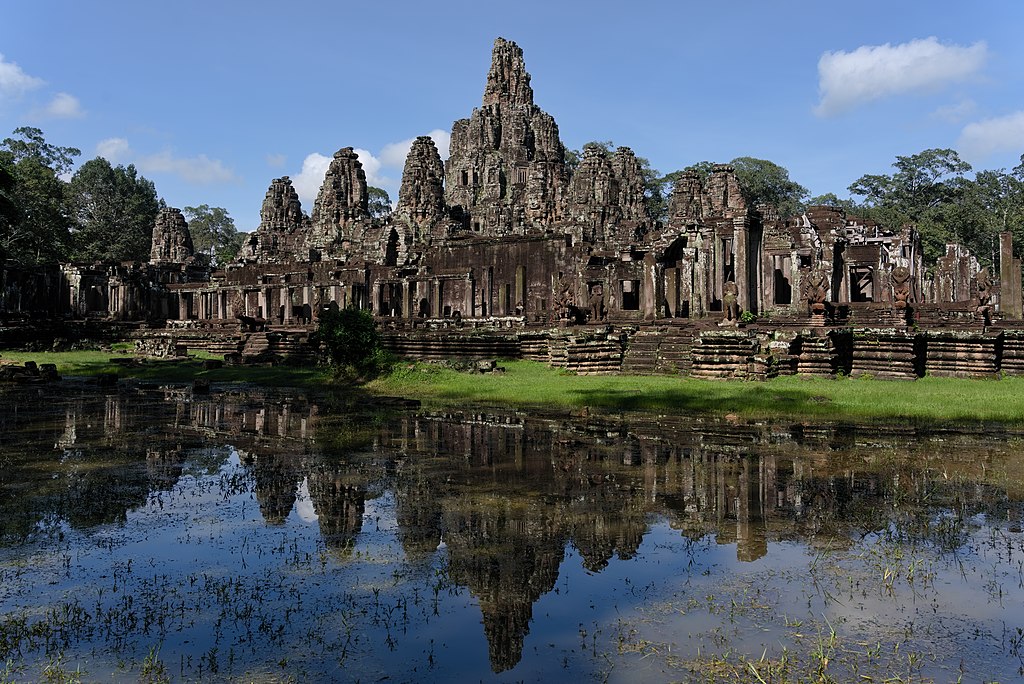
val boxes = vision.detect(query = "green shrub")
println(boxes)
[315,307,388,376]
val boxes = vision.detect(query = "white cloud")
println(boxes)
[291,130,450,207]
[0,53,44,97]
[40,92,84,119]
[957,111,1024,163]
[96,137,131,162]
[93,137,237,184]
[378,129,452,168]
[265,153,286,168]
[352,148,386,185]
[931,99,977,124]
[140,150,236,184]
[814,37,987,117]
[291,152,332,208]
[429,129,451,160]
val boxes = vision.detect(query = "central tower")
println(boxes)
[444,38,567,236]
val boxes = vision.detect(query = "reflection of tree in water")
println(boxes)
[0,390,198,541]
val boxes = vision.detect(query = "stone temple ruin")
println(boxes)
[2,38,1024,379]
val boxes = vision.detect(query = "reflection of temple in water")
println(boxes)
[2,385,1019,672]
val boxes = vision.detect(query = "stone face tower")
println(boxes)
[150,207,194,263]
[309,147,370,253]
[395,136,447,242]
[444,38,567,236]
[236,177,307,263]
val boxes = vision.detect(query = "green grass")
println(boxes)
[0,349,331,388]
[6,350,1024,423]
[369,359,1024,424]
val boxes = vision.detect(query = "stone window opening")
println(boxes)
[460,170,469,186]
[620,279,640,310]
[851,267,874,302]
[773,255,792,305]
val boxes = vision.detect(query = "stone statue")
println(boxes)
[588,284,605,322]
[977,267,993,324]
[891,266,912,311]
[803,268,829,316]
[723,280,739,321]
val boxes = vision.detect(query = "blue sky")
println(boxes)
[2,0,1022,232]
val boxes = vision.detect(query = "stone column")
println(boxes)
[733,218,749,313]
[642,252,657,319]
[665,267,678,317]
[1000,232,1022,319]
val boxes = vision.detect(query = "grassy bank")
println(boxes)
[0,348,331,388]
[369,359,1024,423]
[5,349,1024,423]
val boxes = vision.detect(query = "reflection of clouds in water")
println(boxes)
[293,477,318,523]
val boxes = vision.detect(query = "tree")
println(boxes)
[806,192,858,211]
[67,157,161,262]
[0,153,72,265]
[729,157,809,218]
[0,128,79,265]
[2,127,80,177]
[367,186,392,220]
[183,204,245,266]
[848,149,974,263]
[316,305,387,376]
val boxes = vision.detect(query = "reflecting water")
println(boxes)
[1,382,1023,682]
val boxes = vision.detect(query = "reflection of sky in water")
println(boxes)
[0,385,1022,682]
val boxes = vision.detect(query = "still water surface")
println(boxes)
[1,382,1023,682]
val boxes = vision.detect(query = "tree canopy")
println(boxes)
[67,157,162,262]
[367,186,392,220]
[183,204,244,266]
[728,157,808,218]
[846,148,1015,264]
[0,129,77,265]
[2,127,80,177]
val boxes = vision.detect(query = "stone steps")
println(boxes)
[924,334,999,377]
[851,330,919,379]
[381,332,520,360]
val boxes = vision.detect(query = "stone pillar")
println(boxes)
[515,265,526,313]
[642,252,657,319]
[665,267,678,317]
[371,282,382,315]
[1000,232,1022,319]
[733,218,749,313]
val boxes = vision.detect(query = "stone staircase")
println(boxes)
[850,329,921,379]
[380,331,520,361]
[689,331,763,379]
[923,331,1000,378]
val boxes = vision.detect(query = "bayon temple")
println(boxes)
[3,38,1024,379]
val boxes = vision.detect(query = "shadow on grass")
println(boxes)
[60,357,331,389]
[564,383,829,417]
